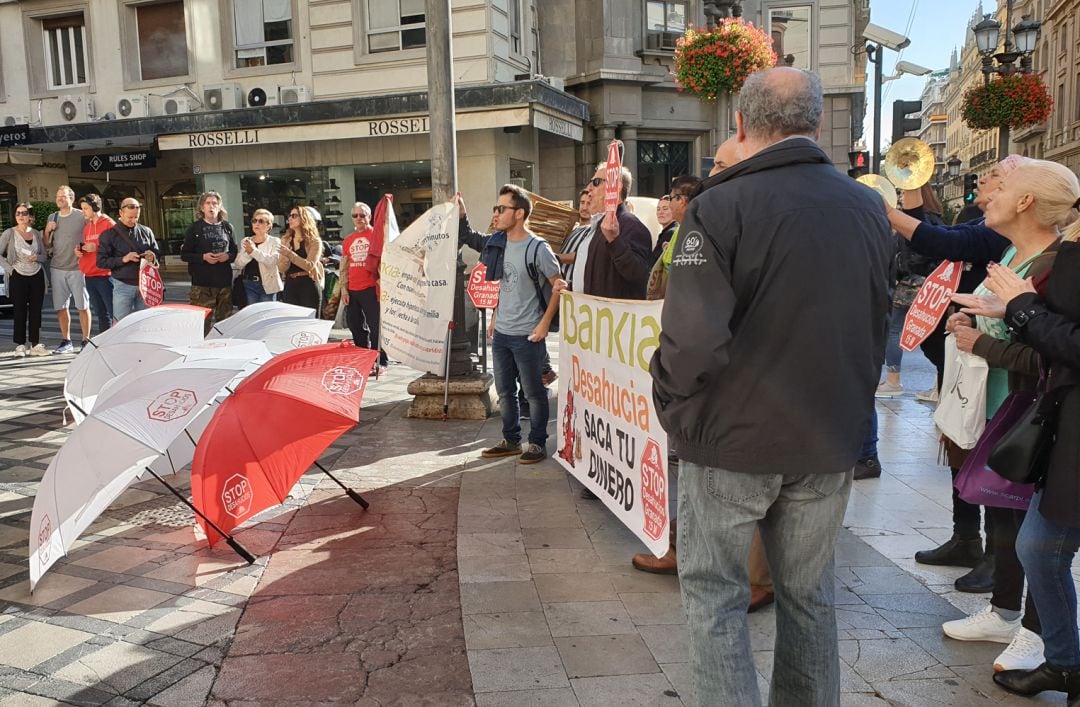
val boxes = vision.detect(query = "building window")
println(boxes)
[366,0,426,53]
[638,140,691,198]
[767,5,811,70]
[645,1,687,51]
[43,15,88,89]
[134,1,188,80]
[509,0,522,55]
[233,0,294,68]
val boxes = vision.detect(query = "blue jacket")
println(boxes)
[458,218,506,281]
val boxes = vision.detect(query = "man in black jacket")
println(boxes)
[579,164,652,300]
[97,198,162,323]
[181,191,237,334]
[650,67,891,705]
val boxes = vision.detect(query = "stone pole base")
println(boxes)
[405,372,495,420]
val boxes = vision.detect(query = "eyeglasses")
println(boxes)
[492,205,521,214]
[351,212,368,219]
[288,212,300,219]
[121,204,142,210]
[14,210,29,216]
[588,177,604,188]
[667,193,687,202]
[252,217,271,225]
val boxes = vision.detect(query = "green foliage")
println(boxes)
[29,202,58,231]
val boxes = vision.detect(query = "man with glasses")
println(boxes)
[341,202,388,373]
[43,186,88,352]
[458,185,566,465]
[97,199,162,322]
[580,166,652,300]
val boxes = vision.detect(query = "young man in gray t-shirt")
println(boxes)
[43,185,88,352]
[460,185,564,464]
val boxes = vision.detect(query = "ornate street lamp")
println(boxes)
[704,0,743,28]
[947,155,962,178]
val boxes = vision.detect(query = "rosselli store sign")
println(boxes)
[159,108,582,150]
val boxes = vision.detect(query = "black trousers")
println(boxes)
[347,288,387,365]
[10,270,45,346]
[989,506,1042,633]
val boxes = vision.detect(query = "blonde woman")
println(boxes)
[0,204,49,357]
[234,208,282,304]
[279,204,323,308]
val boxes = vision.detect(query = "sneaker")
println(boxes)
[916,387,939,403]
[875,381,903,398]
[853,455,882,480]
[994,627,1045,672]
[53,340,74,354]
[943,605,1019,644]
[29,344,49,357]
[481,439,522,458]
[12,344,26,358]
[519,443,546,465]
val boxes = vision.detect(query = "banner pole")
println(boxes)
[442,321,454,420]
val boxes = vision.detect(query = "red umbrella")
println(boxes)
[190,342,379,545]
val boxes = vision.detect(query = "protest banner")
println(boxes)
[555,291,669,558]
[900,260,963,352]
[379,200,458,374]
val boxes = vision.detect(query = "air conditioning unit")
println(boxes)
[203,84,244,110]
[162,96,192,115]
[645,32,679,51]
[246,86,278,108]
[3,114,29,127]
[278,85,311,105]
[44,94,95,125]
[115,93,148,119]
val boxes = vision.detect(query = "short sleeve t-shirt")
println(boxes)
[49,209,87,271]
[495,233,560,336]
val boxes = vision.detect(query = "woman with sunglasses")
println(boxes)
[278,205,323,309]
[234,209,282,305]
[0,204,49,357]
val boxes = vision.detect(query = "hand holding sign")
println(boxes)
[900,260,963,352]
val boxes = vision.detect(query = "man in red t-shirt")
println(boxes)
[341,202,387,370]
[77,194,115,335]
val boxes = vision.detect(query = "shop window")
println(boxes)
[644,1,687,52]
[233,0,294,68]
[43,14,89,90]
[767,5,811,70]
[363,0,426,54]
[637,141,691,199]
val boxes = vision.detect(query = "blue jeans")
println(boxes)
[1017,491,1080,668]
[243,280,277,304]
[884,305,908,372]
[85,275,113,334]
[492,331,548,447]
[859,409,878,460]
[111,278,147,323]
[678,463,852,706]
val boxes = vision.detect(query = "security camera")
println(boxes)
[863,23,911,51]
[896,60,932,76]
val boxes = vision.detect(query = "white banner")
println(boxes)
[555,292,670,558]
[379,201,459,375]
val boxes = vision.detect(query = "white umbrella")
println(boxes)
[31,355,256,590]
[207,301,315,339]
[231,318,335,355]
[65,306,208,424]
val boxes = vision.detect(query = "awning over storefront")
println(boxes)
[0,149,44,166]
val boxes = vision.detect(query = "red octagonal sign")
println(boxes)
[639,438,667,542]
[322,366,364,396]
[147,388,197,422]
[221,473,254,520]
[466,262,500,310]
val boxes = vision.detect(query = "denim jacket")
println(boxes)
[458,218,506,281]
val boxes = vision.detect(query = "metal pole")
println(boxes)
[426,0,473,377]
[872,44,884,174]
[998,125,1011,162]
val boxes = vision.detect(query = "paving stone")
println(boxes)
[555,634,660,679]
[570,673,682,706]
[70,545,169,575]
[458,532,526,558]
[458,554,534,583]
[522,527,593,550]
[464,611,553,650]
[460,580,540,615]
[638,624,690,665]
[63,584,176,625]
[659,663,696,706]
[619,592,686,626]
[528,549,605,574]
[861,592,966,629]
[842,637,944,683]
[0,573,99,608]
[543,601,637,637]
[0,621,95,669]
[468,646,569,692]
[145,665,216,707]
[474,687,580,706]
[52,641,185,695]
[213,653,364,702]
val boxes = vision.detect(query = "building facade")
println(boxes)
[917,70,949,197]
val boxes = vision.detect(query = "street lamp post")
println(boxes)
[972,1,1042,159]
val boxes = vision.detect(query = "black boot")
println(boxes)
[914,535,983,567]
[994,662,1080,700]
[955,553,995,593]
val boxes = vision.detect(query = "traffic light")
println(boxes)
[891,99,923,144]
[847,150,869,179]
[964,173,979,203]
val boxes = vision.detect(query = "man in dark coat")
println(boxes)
[650,67,892,705]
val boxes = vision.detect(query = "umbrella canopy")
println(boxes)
[241,318,334,355]
[191,343,379,544]
[207,301,315,339]
[65,305,209,423]
[31,355,252,589]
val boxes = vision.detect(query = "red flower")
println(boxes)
[962,73,1053,130]
[671,20,777,100]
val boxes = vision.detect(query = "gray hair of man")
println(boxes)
[594,163,633,201]
[737,67,824,141]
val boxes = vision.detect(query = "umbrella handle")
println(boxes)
[313,461,369,510]
[142,467,256,564]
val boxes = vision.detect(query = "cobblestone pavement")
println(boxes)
[0,285,1072,705]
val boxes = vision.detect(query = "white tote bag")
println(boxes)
[933,334,988,449]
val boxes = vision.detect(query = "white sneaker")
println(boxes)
[994,627,1044,672]
[28,344,49,357]
[943,605,1019,644]
[13,344,26,358]
[916,386,939,403]
[875,381,904,398]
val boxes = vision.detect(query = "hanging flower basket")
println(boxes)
[961,73,1054,131]
[672,19,777,101]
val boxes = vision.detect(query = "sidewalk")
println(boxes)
[0,311,1070,705]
